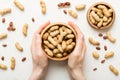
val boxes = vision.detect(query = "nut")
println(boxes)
[32,17,35,22]
[22,57,26,62]
[57,2,70,8]
[88,37,100,45]
[22,23,28,37]
[0,8,11,16]
[2,18,5,23]
[40,0,46,14]
[1,56,5,61]
[104,51,114,59]
[109,65,119,75]
[68,9,78,19]
[92,51,99,59]
[15,42,23,52]
[75,4,86,11]
[0,63,7,70]
[106,31,116,43]
[10,57,15,70]
[14,0,24,11]
[0,33,7,40]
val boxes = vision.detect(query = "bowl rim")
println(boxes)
[87,2,115,30]
[41,22,77,61]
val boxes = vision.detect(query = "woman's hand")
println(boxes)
[29,21,50,80]
[68,21,86,80]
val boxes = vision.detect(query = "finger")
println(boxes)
[80,42,86,60]
[75,34,84,50]
[68,21,83,35]
[70,36,84,56]
[35,34,42,50]
[35,21,50,34]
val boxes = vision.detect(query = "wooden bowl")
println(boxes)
[87,2,115,30]
[41,22,77,61]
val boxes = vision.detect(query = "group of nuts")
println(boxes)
[88,31,119,75]
[0,0,24,16]
[57,2,86,19]
[0,57,15,70]
[68,4,86,19]
[0,0,27,71]
[42,24,76,58]
[88,3,114,29]
[0,56,26,70]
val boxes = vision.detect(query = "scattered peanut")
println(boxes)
[0,8,11,16]
[109,65,119,75]
[0,33,7,40]
[15,42,23,52]
[92,51,99,59]
[2,18,5,23]
[14,0,24,11]
[75,4,86,11]
[32,17,35,22]
[22,23,28,37]
[88,37,100,45]
[104,51,114,59]
[1,56,5,61]
[0,63,7,70]
[2,44,7,47]
[22,57,26,62]
[68,9,78,19]
[57,2,71,8]
[10,57,15,70]
[40,0,46,14]
[106,31,116,43]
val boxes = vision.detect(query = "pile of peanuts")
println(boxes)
[42,24,76,58]
[88,3,114,29]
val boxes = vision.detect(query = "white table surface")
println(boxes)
[0,0,120,80]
